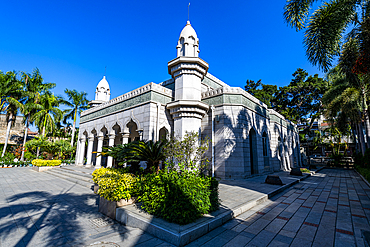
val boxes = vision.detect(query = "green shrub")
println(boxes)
[31,159,62,167]
[135,169,219,225]
[97,172,135,201]
[24,151,35,161]
[92,167,135,202]
[300,168,310,173]
[92,167,130,184]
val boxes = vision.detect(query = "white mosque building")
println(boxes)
[75,21,301,179]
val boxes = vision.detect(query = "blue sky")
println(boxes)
[0,0,323,128]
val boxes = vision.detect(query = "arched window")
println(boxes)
[158,127,168,141]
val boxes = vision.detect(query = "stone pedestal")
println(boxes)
[290,167,303,176]
[265,175,283,185]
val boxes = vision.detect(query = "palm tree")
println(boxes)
[126,140,167,173]
[284,0,370,72]
[20,69,56,161]
[0,71,24,157]
[32,92,63,156]
[61,89,89,147]
[322,68,367,153]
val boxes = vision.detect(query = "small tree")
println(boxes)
[164,131,210,174]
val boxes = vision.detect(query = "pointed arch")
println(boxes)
[123,111,141,132]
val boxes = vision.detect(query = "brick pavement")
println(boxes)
[185,169,370,247]
[0,168,169,247]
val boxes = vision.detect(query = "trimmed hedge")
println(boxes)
[31,159,62,167]
[92,168,135,202]
[135,169,220,225]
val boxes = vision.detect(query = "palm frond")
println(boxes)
[304,0,358,71]
[284,0,318,31]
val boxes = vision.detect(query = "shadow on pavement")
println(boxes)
[0,182,153,246]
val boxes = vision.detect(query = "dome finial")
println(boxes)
[188,3,190,22]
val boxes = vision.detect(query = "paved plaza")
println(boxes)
[1,167,370,246]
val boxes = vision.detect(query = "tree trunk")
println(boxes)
[20,114,30,161]
[2,112,14,157]
[36,127,46,157]
[358,122,366,155]
[351,122,358,152]
[70,114,76,147]
[362,88,370,149]
[364,109,370,149]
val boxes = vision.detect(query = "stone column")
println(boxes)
[122,132,129,144]
[137,129,143,141]
[95,135,104,169]
[77,136,86,166]
[107,134,115,168]
[86,135,95,167]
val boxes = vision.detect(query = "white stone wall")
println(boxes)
[76,101,173,167]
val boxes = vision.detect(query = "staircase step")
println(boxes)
[55,167,94,179]
[50,168,94,183]
[44,169,94,189]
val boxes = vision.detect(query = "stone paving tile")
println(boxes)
[264,218,287,234]
[267,239,289,247]
[295,224,317,242]
[246,230,275,247]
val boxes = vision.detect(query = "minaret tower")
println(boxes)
[89,76,111,107]
[167,21,209,138]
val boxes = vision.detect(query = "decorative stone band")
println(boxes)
[168,57,209,80]
[202,89,268,117]
[202,86,267,109]
[80,91,173,123]
[167,100,209,120]
[269,109,297,132]
[82,82,173,117]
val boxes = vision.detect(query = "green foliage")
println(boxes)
[274,68,328,124]
[135,169,219,225]
[355,149,370,182]
[32,91,63,136]
[25,137,75,160]
[92,168,135,201]
[60,89,89,146]
[300,168,310,173]
[126,140,167,173]
[102,140,167,173]
[164,132,210,174]
[23,151,35,161]
[284,0,368,72]
[244,79,278,108]
[31,159,61,167]
[0,152,15,162]
[96,132,219,224]
[244,69,328,125]
[354,149,370,168]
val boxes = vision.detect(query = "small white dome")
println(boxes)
[179,21,198,41]
[97,76,110,90]
[95,76,110,102]
[177,21,199,57]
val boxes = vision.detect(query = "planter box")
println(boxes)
[94,183,99,194]
[99,197,136,220]
[32,166,59,172]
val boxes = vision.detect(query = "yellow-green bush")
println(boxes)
[31,159,61,167]
[92,167,130,184]
[93,167,135,202]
